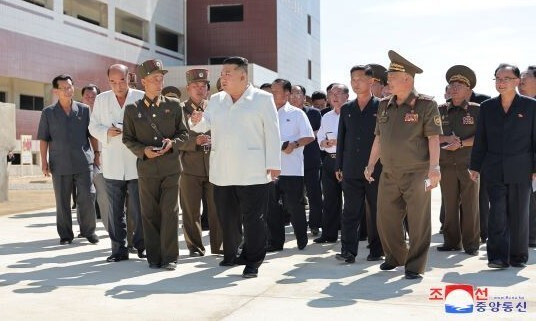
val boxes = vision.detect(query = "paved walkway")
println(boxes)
[0,189,534,320]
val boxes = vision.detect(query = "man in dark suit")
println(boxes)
[335,65,382,263]
[470,63,536,269]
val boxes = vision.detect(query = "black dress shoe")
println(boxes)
[510,262,527,268]
[297,238,308,250]
[189,250,205,257]
[404,271,422,279]
[488,260,509,269]
[86,234,99,244]
[219,260,236,267]
[128,246,137,254]
[481,237,487,244]
[367,254,384,261]
[464,248,479,256]
[380,262,397,270]
[148,263,160,269]
[106,254,129,262]
[59,239,73,245]
[77,233,83,238]
[335,252,355,263]
[265,244,283,252]
[310,228,319,236]
[137,249,147,258]
[242,266,258,278]
[437,245,461,251]
[313,236,337,244]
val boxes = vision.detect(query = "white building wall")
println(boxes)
[276,0,321,94]
[0,0,186,66]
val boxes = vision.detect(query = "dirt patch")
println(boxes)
[0,190,56,216]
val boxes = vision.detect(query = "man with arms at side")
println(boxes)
[365,51,442,279]
[470,64,536,268]
[336,65,383,264]
[38,74,99,245]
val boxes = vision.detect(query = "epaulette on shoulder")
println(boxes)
[467,101,480,107]
[418,94,434,101]
[438,102,449,109]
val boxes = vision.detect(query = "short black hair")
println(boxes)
[293,85,306,96]
[326,83,336,92]
[223,56,248,73]
[311,91,327,101]
[260,83,272,90]
[350,65,373,77]
[494,63,520,78]
[272,78,292,92]
[526,65,536,77]
[81,84,100,96]
[52,74,73,89]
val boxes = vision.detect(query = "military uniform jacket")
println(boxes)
[438,101,479,168]
[122,95,189,178]
[470,94,536,184]
[374,90,442,172]
[336,96,381,179]
[179,98,210,177]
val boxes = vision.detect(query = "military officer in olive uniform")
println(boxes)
[123,59,189,270]
[437,65,480,255]
[365,50,442,279]
[179,68,223,256]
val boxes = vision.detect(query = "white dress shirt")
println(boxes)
[317,110,340,154]
[278,102,314,176]
[89,89,145,180]
[190,84,281,186]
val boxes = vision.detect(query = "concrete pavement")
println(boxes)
[0,189,535,320]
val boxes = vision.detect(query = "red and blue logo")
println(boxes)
[444,284,474,313]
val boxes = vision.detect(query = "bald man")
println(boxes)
[89,64,146,262]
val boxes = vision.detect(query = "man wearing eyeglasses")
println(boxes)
[470,63,536,269]
[37,74,99,245]
[315,84,349,244]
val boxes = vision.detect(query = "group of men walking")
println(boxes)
[38,49,536,279]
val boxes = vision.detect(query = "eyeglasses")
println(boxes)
[493,77,518,83]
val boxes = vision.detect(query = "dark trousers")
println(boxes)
[479,178,490,241]
[341,177,383,257]
[52,171,96,241]
[320,155,342,240]
[105,178,144,256]
[180,174,223,254]
[267,176,308,249]
[304,167,323,229]
[529,191,536,245]
[138,174,179,266]
[486,181,530,264]
[214,184,268,269]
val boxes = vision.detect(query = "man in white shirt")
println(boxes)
[266,79,314,252]
[89,64,146,262]
[190,57,281,278]
[315,84,349,244]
